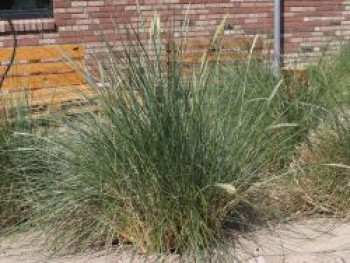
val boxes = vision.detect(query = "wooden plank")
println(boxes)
[177,36,263,52]
[2,84,95,110]
[2,72,85,91]
[0,44,92,118]
[63,105,100,115]
[29,105,100,120]
[220,37,263,50]
[178,38,211,51]
[0,61,84,77]
[181,52,262,64]
[0,45,84,62]
[282,67,309,85]
[171,36,264,68]
[3,84,92,100]
[29,85,94,105]
[282,67,309,98]
[38,86,91,102]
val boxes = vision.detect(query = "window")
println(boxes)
[0,0,53,19]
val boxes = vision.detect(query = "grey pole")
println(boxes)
[274,0,281,75]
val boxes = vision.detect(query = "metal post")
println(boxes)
[274,0,281,76]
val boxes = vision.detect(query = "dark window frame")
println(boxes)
[0,1,53,20]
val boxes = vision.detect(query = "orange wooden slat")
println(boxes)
[2,72,85,91]
[177,38,211,51]
[27,104,100,120]
[0,44,93,117]
[177,36,263,52]
[0,61,84,77]
[29,85,94,105]
[0,45,84,62]
[181,52,262,64]
[2,84,94,108]
[220,37,263,50]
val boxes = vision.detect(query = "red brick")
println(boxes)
[0,0,347,65]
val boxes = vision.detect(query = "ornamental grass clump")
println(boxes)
[26,18,310,256]
[329,42,350,105]
[286,42,350,216]
[0,103,19,228]
[289,109,350,216]
[0,99,45,229]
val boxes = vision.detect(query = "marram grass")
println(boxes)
[22,20,314,256]
[0,98,47,230]
[0,14,348,261]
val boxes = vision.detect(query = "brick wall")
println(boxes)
[283,0,350,65]
[0,0,349,65]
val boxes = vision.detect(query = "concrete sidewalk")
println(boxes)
[0,218,349,262]
[236,218,350,262]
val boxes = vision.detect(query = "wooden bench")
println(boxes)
[0,44,96,118]
[1,36,264,119]
[167,35,264,75]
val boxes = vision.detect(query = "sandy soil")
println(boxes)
[0,218,349,262]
